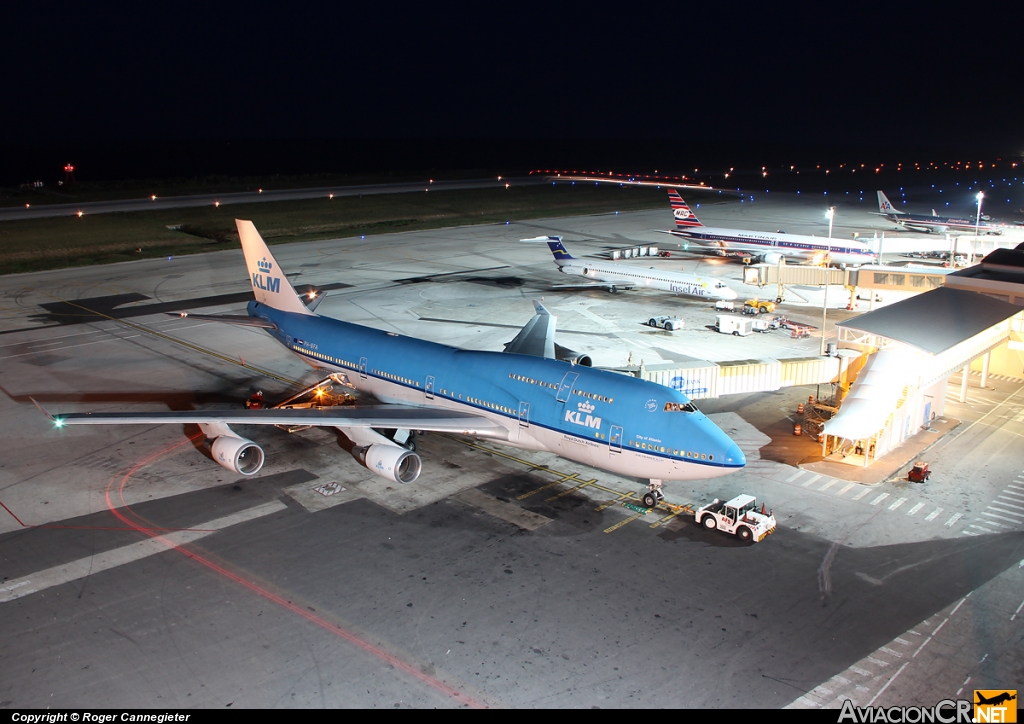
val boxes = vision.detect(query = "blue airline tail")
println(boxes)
[545,237,573,261]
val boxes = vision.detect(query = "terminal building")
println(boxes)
[823,244,1024,466]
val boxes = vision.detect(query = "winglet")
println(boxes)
[29,397,59,424]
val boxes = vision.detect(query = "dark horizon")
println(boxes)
[3,3,1022,185]
[3,137,1020,188]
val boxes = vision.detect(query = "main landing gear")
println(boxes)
[642,479,665,509]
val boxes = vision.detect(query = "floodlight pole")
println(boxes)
[973,191,984,264]
[821,208,835,356]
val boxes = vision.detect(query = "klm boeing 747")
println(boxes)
[527,236,738,300]
[38,220,745,496]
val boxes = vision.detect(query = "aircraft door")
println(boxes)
[425,375,435,400]
[517,401,530,441]
[556,371,579,402]
[358,357,368,379]
[609,425,623,453]
[518,401,530,428]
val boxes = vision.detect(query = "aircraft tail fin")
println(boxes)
[877,191,903,215]
[668,189,703,228]
[236,220,315,316]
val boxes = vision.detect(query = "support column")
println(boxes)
[863,437,870,468]
[959,365,970,403]
[981,351,991,389]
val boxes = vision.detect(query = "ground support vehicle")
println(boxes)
[647,315,683,331]
[694,494,776,542]
[908,461,931,483]
[744,299,777,314]
[714,300,735,312]
[716,314,753,336]
[751,315,782,332]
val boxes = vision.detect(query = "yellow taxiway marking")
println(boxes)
[604,512,646,533]
[545,479,598,501]
[448,436,695,534]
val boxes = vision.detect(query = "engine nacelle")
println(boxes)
[360,443,422,484]
[761,252,784,265]
[210,434,265,475]
[554,342,593,367]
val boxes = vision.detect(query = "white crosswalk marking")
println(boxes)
[979,515,1009,527]
[907,502,925,516]
[787,469,807,483]
[945,513,963,527]
[870,493,890,506]
[818,479,837,492]
[837,483,855,496]
[989,504,1024,517]
[982,511,1021,525]
[924,508,943,521]
[970,524,997,533]
[888,497,907,511]
[852,488,870,501]
[802,474,822,488]
[996,496,1024,509]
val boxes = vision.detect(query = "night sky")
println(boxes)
[2,2,1022,178]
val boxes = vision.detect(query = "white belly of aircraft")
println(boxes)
[300,358,733,483]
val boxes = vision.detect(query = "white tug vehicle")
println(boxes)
[694,494,776,542]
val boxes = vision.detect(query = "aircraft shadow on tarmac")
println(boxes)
[20,286,350,330]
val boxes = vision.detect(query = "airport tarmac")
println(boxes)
[0,192,1021,709]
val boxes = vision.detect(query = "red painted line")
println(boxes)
[0,499,26,527]
[104,434,486,709]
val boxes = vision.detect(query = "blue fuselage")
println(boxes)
[248,300,746,481]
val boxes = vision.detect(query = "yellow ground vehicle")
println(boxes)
[743,298,776,314]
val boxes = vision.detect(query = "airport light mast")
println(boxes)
[973,191,984,264]
[821,207,835,356]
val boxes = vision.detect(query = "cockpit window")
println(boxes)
[664,402,698,413]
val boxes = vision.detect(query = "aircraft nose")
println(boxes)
[723,287,739,300]
[723,439,746,468]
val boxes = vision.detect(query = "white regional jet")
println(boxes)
[527,236,738,300]
[663,190,877,266]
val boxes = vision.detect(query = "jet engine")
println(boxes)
[760,252,784,265]
[200,423,265,476]
[554,343,593,367]
[342,426,422,483]
[359,443,422,484]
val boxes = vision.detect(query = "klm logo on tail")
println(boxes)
[252,257,281,294]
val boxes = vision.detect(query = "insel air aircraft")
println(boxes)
[663,190,877,266]
[526,236,738,300]
[875,191,1003,235]
[39,220,745,495]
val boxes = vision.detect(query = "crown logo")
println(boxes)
[257,258,273,272]
[578,401,595,414]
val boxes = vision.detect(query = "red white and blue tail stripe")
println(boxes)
[668,189,703,228]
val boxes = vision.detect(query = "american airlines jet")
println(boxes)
[875,190,1004,235]
[37,220,745,500]
[527,236,737,300]
[663,190,877,266]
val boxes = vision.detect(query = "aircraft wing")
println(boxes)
[549,282,636,292]
[168,312,278,328]
[36,402,509,439]
[502,299,557,358]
